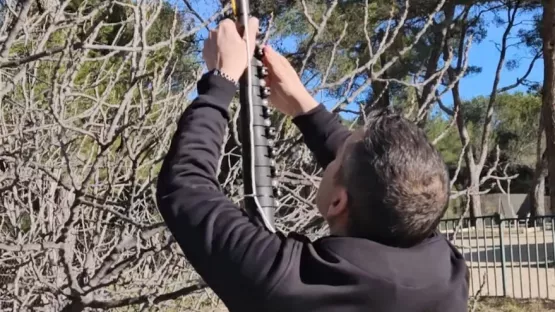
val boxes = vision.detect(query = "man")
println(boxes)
[156,17,468,312]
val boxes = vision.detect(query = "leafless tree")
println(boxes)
[0,0,219,310]
[435,1,538,225]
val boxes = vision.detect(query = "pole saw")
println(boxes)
[230,0,279,233]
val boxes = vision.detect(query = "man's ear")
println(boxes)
[328,187,348,220]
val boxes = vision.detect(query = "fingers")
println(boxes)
[262,45,274,67]
[263,45,283,71]
[217,19,243,43]
[218,17,258,40]
[202,17,260,74]
[245,17,259,41]
[203,29,217,51]
[219,19,236,32]
[202,29,218,70]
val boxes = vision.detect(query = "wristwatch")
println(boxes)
[211,69,239,88]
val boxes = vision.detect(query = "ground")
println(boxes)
[441,220,555,299]
[476,298,555,311]
[179,298,555,311]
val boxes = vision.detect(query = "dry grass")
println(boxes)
[112,297,555,311]
[476,297,555,311]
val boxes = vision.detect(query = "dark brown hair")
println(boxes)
[338,108,449,248]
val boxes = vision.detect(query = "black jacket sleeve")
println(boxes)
[292,104,352,169]
[155,73,299,310]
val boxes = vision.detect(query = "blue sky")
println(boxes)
[180,1,543,118]
[454,10,542,101]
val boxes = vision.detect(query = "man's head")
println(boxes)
[315,108,449,248]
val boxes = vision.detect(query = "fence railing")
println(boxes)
[439,216,555,299]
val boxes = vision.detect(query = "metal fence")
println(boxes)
[439,216,555,299]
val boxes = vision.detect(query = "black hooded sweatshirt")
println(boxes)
[156,72,469,312]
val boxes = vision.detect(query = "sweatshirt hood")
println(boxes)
[313,232,467,291]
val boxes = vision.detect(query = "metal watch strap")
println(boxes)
[212,69,239,87]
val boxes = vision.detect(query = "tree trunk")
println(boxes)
[531,151,548,217]
[417,3,455,128]
[451,79,483,226]
[518,151,547,218]
[468,167,483,227]
[542,0,555,215]
[534,176,547,216]
[365,55,391,117]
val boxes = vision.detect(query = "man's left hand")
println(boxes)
[202,17,259,81]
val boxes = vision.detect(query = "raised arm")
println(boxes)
[262,46,351,169]
[292,104,351,169]
[155,19,297,310]
[156,72,295,309]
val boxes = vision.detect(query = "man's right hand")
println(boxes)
[262,46,319,117]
